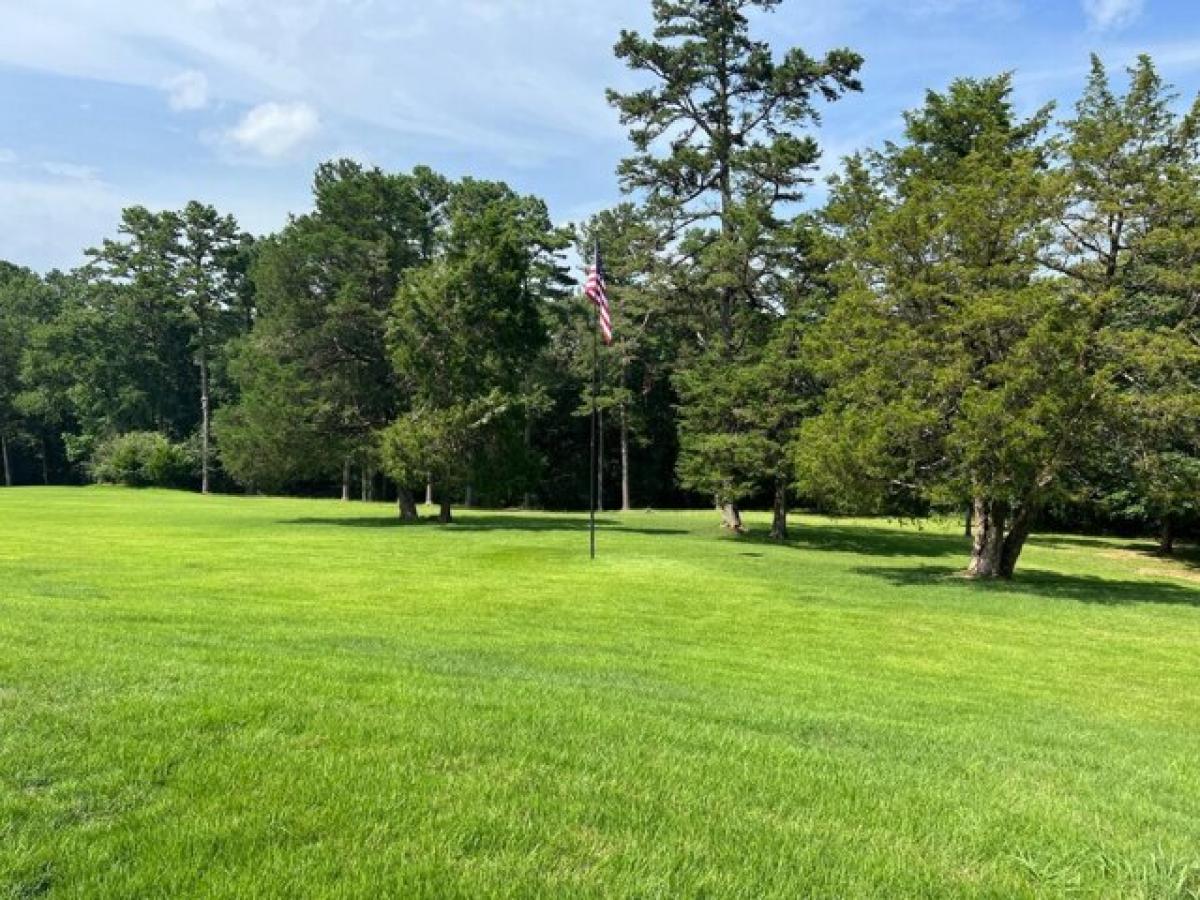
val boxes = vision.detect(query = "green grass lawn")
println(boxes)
[2,487,1199,898]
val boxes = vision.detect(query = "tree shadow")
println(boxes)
[279,514,688,536]
[853,564,1200,607]
[1032,534,1147,552]
[737,523,971,560]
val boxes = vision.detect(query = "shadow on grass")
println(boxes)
[279,514,688,536]
[854,564,1200,607]
[737,523,971,560]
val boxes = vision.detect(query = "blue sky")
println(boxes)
[1,0,1199,272]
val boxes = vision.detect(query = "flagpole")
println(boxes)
[588,238,600,560]
[589,321,597,560]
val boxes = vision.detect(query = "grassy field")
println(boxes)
[2,487,1199,898]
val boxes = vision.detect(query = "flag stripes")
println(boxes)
[584,256,613,345]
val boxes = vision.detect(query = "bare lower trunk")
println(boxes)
[719,501,744,533]
[425,482,433,505]
[397,488,418,521]
[40,435,50,486]
[620,402,631,512]
[464,484,474,508]
[523,413,534,510]
[341,458,351,502]
[1159,516,1175,556]
[964,503,973,538]
[999,505,1033,579]
[968,496,1035,579]
[770,478,788,541]
[1,435,10,487]
[199,348,211,494]
[967,497,1007,578]
[439,499,452,524]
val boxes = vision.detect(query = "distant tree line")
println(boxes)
[1,0,1197,578]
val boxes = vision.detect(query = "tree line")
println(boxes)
[1,0,1197,578]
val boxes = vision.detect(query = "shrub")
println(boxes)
[89,431,197,489]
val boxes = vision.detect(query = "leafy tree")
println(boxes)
[797,75,1081,578]
[609,0,862,531]
[84,203,249,491]
[0,263,40,484]
[1050,55,1200,553]
[384,179,567,521]
[220,161,449,502]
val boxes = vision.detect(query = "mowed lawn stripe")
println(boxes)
[2,487,1199,897]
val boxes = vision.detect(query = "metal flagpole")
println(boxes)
[588,238,600,560]
[589,322,597,560]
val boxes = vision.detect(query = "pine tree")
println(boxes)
[608,0,861,532]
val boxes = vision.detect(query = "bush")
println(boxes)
[89,431,197,489]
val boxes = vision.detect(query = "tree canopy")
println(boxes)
[0,6,1196,579]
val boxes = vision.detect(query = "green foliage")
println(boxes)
[89,431,197,488]
[223,161,452,490]
[3,47,1200,550]
[378,395,507,500]
[212,344,327,492]
[797,74,1076,574]
[384,177,568,509]
[609,0,862,529]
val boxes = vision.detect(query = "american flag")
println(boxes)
[584,249,613,345]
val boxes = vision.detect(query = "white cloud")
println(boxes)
[0,0,627,164]
[226,101,320,158]
[41,161,100,180]
[0,177,124,271]
[163,69,209,110]
[1082,0,1145,31]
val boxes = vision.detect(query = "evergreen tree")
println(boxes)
[608,0,862,532]
[797,76,1078,578]
[1052,56,1200,553]
[0,263,55,485]
[84,203,249,490]
[218,161,448,502]
[382,179,568,521]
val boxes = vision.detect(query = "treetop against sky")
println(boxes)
[1,0,1199,272]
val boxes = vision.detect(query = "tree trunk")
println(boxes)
[465,484,474,508]
[597,407,604,513]
[620,402,631,512]
[719,501,744,533]
[523,412,535,510]
[425,482,433,506]
[439,499,452,524]
[40,434,50,486]
[964,503,973,538]
[1,435,11,487]
[999,504,1034,580]
[967,497,1007,579]
[199,345,211,494]
[1159,516,1175,556]
[770,478,788,541]
[341,458,351,502]
[397,488,418,521]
